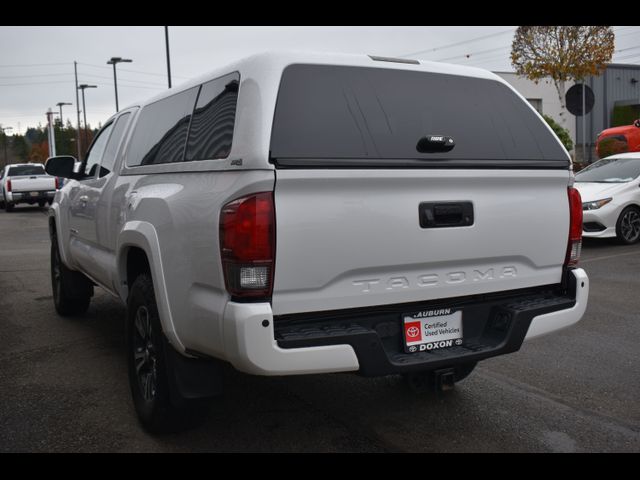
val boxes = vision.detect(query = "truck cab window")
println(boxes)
[82,122,113,180]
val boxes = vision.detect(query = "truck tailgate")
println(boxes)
[272,169,569,315]
[10,175,56,192]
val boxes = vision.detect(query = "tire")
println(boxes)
[615,206,640,245]
[50,235,92,316]
[5,202,14,212]
[126,274,209,433]
[403,362,477,393]
[38,200,46,208]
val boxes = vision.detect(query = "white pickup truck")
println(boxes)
[45,52,589,433]
[0,163,58,211]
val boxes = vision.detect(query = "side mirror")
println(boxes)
[45,155,76,179]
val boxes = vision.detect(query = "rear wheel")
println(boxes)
[51,234,92,316]
[5,202,14,212]
[38,200,46,208]
[126,274,209,433]
[616,206,640,245]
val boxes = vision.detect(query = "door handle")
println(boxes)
[419,202,474,228]
[79,195,89,204]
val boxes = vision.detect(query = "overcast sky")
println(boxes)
[1,26,638,136]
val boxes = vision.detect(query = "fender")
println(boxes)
[117,220,186,354]
[48,202,76,269]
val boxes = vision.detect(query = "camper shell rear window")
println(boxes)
[270,64,569,169]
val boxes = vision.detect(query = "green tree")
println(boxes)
[511,26,615,126]
[11,135,29,162]
[54,120,78,156]
[543,114,573,152]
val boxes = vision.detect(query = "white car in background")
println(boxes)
[575,153,640,244]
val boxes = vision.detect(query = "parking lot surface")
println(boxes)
[1,205,638,452]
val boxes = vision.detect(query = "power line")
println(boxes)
[119,66,188,80]
[437,32,640,65]
[399,28,514,58]
[0,72,72,79]
[79,72,166,87]
[0,80,71,87]
[0,79,163,90]
[436,46,510,62]
[0,62,69,68]
[77,62,188,80]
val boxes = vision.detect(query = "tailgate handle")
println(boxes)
[419,202,474,228]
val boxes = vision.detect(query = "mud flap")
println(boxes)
[163,339,224,407]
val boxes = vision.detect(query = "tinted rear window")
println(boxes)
[185,72,239,161]
[127,87,198,166]
[8,165,45,176]
[270,65,568,168]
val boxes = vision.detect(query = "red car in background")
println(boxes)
[596,120,640,159]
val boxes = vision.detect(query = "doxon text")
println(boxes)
[418,340,454,351]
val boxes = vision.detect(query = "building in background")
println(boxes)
[497,64,640,164]
[496,72,576,155]
[576,64,640,163]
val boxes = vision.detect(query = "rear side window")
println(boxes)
[8,165,45,176]
[185,72,240,161]
[127,87,198,166]
[270,64,569,168]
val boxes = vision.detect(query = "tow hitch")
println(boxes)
[404,367,457,393]
[434,368,456,392]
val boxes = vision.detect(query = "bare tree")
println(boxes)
[511,26,615,125]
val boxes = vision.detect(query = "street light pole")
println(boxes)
[77,84,97,155]
[1,126,13,168]
[55,102,72,156]
[106,57,132,112]
[165,26,172,89]
[74,61,82,159]
[56,102,72,126]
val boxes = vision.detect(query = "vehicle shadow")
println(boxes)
[67,292,494,452]
[582,237,622,249]
[2,205,49,214]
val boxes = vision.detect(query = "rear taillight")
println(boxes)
[220,192,275,300]
[6,178,11,192]
[565,187,583,268]
[55,177,60,189]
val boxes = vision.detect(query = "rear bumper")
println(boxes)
[6,191,55,204]
[222,268,588,376]
[222,302,359,376]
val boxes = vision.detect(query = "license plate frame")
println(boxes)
[402,308,463,353]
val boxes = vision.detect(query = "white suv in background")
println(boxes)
[45,52,589,433]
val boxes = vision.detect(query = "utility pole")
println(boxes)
[74,61,82,159]
[46,109,56,157]
[165,26,172,89]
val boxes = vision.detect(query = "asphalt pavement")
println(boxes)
[0,204,638,452]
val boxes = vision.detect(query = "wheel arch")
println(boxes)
[117,221,185,353]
